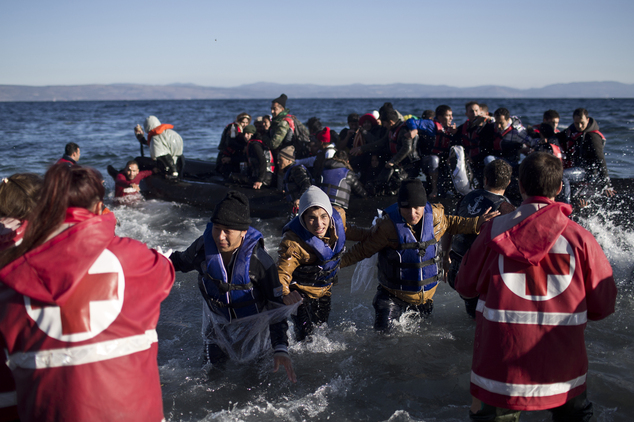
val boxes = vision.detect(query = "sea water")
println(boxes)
[1,99,633,421]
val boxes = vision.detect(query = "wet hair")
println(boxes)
[573,108,589,118]
[435,105,452,118]
[125,160,138,168]
[483,160,512,191]
[65,142,80,156]
[0,173,43,220]
[421,110,435,120]
[347,113,359,123]
[519,152,562,198]
[543,109,560,121]
[0,164,105,269]
[465,101,479,110]
[494,108,510,120]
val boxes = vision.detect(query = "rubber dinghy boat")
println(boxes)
[118,158,634,228]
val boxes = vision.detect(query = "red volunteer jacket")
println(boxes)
[455,197,616,411]
[0,209,175,421]
[0,218,25,421]
[114,170,153,198]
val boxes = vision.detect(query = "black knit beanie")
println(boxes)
[398,179,427,208]
[272,93,287,108]
[211,191,252,230]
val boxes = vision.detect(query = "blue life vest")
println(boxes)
[377,203,440,292]
[282,210,346,287]
[320,167,351,209]
[201,224,263,320]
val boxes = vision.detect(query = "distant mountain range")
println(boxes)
[1,81,633,101]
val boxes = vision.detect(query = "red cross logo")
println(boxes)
[25,249,125,342]
[30,273,118,335]
[503,253,570,296]
[499,235,575,301]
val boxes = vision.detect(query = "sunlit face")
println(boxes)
[271,102,284,117]
[466,105,480,121]
[302,207,331,238]
[277,155,294,170]
[495,115,510,132]
[545,117,560,130]
[263,118,271,130]
[438,110,453,127]
[212,224,246,253]
[573,114,589,132]
[399,206,426,226]
[238,118,250,129]
[125,163,139,181]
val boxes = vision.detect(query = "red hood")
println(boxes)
[486,197,573,266]
[0,210,117,306]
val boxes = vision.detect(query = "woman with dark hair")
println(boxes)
[0,163,175,421]
[0,172,42,422]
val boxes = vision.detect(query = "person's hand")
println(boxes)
[283,290,303,305]
[349,147,363,156]
[604,187,616,197]
[446,124,458,135]
[476,207,500,231]
[134,124,143,135]
[273,354,296,383]
[131,183,140,192]
[253,181,262,190]
[385,162,394,169]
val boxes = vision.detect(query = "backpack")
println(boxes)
[283,115,312,158]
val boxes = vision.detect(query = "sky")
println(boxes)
[2,0,633,89]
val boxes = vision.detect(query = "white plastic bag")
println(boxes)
[350,212,382,295]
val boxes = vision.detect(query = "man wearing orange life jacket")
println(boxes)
[134,115,184,179]
[557,108,615,197]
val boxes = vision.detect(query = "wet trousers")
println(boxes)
[470,390,593,422]
[372,285,433,331]
[291,291,331,341]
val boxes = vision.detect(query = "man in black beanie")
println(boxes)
[341,179,499,331]
[263,93,293,152]
[169,191,297,382]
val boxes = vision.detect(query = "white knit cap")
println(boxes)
[298,186,333,231]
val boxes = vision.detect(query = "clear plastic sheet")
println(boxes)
[202,301,301,363]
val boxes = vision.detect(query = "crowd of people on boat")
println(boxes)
[0,95,619,422]
[208,94,615,212]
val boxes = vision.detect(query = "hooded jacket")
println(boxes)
[455,197,616,411]
[144,115,184,160]
[0,209,175,421]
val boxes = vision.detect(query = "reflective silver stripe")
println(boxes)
[0,391,17,408]
[471,371,586,397]
[476,300,587,326]
[7,329,158,370]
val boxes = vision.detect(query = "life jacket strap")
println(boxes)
[397,238,438,251]
[204,274,254,292]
